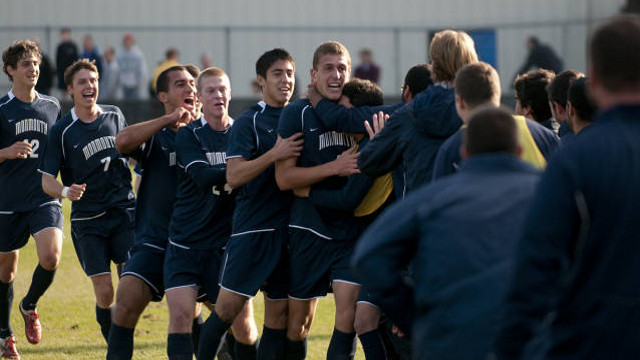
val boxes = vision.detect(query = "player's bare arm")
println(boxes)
[115,107,192,154]
[41,173,86,201]
[226,132,304,189]
[0,140,33,163]
[275,145,360,191]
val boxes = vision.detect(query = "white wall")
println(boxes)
[0,0,626,97]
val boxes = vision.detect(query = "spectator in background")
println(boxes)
[117,33,147,99]
[99,46,120,101]
[515,36,563,77]
[354,48,381,84]
[200,53,213,70]
[81,34,103,77]
[33,38,55,96]
[546,69,584,138]
[55,27,78,97]
[514,69,559,135]
[151,48,179,95]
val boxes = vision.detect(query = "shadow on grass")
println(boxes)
[20,340,165,355]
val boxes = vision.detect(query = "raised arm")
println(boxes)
[115,107,192,154]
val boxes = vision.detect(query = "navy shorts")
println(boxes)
[0,202,63,253]
[121,244,165,302]
[164,243,223,304]
[70,207,134,277]
[288,228,360,300]
[219,228,289,300]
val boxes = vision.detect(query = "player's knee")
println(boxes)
[0,269,16,283]
[354,314,378,335]
[231,313,259,344]
[264,302,288,329]
[39,253,60,271]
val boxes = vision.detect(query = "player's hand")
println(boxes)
[391,325,405,338]
[293,186,310,198]
[66,183,87,201]
[271,133,304,161]
[168,107,193,128]
[365,111,389,140]
[306,84,322,107]
[331,145,360,176]
[5,140,33,159]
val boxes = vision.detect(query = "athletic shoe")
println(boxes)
[19,302,41,344]
[0,335,20,359]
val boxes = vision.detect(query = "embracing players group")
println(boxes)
[1,14,640,360]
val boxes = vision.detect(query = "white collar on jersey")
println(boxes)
[71,105,104,121]
[200,115,234,127]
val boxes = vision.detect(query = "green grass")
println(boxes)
[10,199,364,359]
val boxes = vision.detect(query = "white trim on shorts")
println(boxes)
[88,271,112,278]
[356,300,380,309]
[165,284,198,293]
[32,226,62,237]
[288,294,326,301]
[121,271,160,295]
[142,243,165,251]
[332,279,361,287]
[71,212,107,222]
[288,225,332,240]
[230,228,275,237]
[218,284,253,300]
[168,239,190,250]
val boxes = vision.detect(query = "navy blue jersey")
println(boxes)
[313,99,405,133]
[131,128,179,250]
[168,117,235,249]
[277,99,360,241]
[227,101,292,234]
[40,105,135,219]
[0,91,61,212]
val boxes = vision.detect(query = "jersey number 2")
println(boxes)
[25,139,40,158]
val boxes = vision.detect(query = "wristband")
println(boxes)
[61,186,70,198]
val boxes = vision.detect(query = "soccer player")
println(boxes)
[196,49,302,360]
[493,15,640,359]
[40,59,135,343]
[0,40,62,359]
[353,107,541,359]
[275,41,362,360]
[431,61,559,180]
[546,70,583,138]
[106,65,198,360]
[163,67,256,360]
[514,69,558,134]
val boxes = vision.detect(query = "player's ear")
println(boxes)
[157,91,168,103]
[257,74,266,88]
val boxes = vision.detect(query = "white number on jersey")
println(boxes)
[24,139,40,158]
[212,183,233,196]
[101,156,112,172]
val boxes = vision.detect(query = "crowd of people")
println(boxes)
[0,13,637,360]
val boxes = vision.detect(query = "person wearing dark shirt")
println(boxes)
[353,107,541,360]
[0,40,62,359]
[514,69,560,134]
[106,65,199,360]
[432,62,559,180]
[55,28,78,94]
[546,70,583,138]
[40,59,135,344]
[196,49,302,360]
[492,16,640,359]
[355,30,477,193]
[566,77,596,135]
[353,49,381,84]
[515,36,563,77]
[81,34,103,77]
[275,41,362,360]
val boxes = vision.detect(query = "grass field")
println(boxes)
[10,199,365,359]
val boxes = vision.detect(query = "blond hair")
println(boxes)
[197,67,229,92]
[312,41,351,70]
[430,30,478,83]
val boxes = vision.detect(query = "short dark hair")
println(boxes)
[454,62,501,107]
[403,63,432,98]
[256,48,295,79]
[184,64,200,79]
[63,58,98,87]
[514,69,555,123]
[464,107,519,156]
[2,40,41,81]
[341,78,383,107]
[156,65,187,93]
[546,69,583,106]
[590,15,640,92]
[568,77,596,123]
